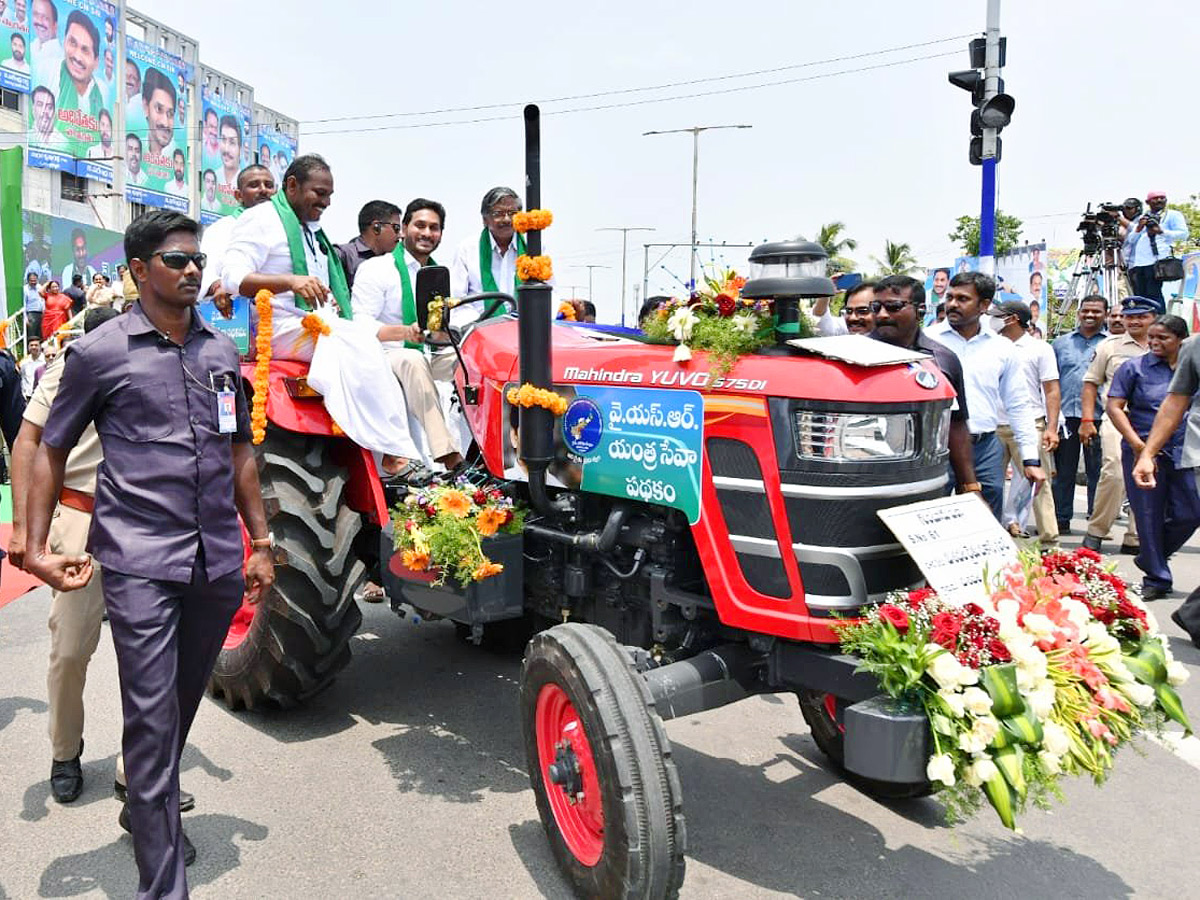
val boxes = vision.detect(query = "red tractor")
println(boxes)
[211,107,953,898]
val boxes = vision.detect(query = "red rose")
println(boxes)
[424,504,438,518]
[906,587,936,609]
[1076,547,1102,563]
[989,639,1012,663]
[931,611,962,643]
[878,604,910,632]
[502,508,514,526]
[715,293,737,317]
[473,490,488,505]
[963,602,984,617]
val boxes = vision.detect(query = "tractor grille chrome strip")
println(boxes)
[778,474,947,500]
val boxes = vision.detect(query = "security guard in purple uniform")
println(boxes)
[25,210,275,899]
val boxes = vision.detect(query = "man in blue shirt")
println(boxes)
[24,272,45,343]
[1052,294,1108,532]
[1125,190,1189,302]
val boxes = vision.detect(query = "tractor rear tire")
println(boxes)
[522,624,686,900]
[797,689,932,800]
[210,429,364,710]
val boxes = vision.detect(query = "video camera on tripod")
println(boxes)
[1076,202,1129,255]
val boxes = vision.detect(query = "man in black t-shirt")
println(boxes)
[868,274,979,495]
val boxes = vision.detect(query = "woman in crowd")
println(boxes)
[1107,314,1200,599]
[40,281,72,340]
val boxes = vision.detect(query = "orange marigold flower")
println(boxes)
[438,490,472,518]
[512,209,553,233]
[472,560,504,581]
[300,312,331,340]
[402,549,430,572]
[476,506,507,537]
[516,254,553,283]
[251,291,275,445]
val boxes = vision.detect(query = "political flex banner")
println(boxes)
[0,0,31,92]
[199,85,253,225]
[124,35,190,212]
[256,128,296,188]
[23,209,124,289]
[27,0,117,177]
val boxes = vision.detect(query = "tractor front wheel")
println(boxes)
[210,428,365,710]
[521,624,686,900]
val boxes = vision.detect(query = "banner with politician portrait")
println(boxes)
[256,128,296,188]
[198,85,252,225]
[0,0,31,92]
[22,209,124,290]
[124,36,190,212]
[26,0,118,177]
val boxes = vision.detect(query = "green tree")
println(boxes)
[948,211,1024,256]
[1168,194,1200,252]
[871,240,919,276]
[814,221,858,275]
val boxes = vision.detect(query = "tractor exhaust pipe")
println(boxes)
[643,644,763,721]
[516,103,558,517]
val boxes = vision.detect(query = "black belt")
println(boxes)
[970,431,995,445]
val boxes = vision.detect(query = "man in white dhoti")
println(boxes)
[352,197,463,470]
[220,154,421,477]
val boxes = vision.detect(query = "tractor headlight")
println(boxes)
[793,410,918,462]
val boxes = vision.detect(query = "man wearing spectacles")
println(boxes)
[812,281,875,336]
[451,186,553,298]
[927,271,1046,520]
[868,275,977,494]
[334,200,404,291]
[24,210,274,895]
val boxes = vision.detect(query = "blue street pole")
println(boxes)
[979,155,996,263]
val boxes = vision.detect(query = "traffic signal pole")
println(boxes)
[978,0,1002,272]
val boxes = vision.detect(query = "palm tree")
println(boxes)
[813,221,857,275]
[871,240,919,276]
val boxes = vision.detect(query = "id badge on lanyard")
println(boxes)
[211,373,237,434]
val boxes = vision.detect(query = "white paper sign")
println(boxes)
[877,494,1019,605]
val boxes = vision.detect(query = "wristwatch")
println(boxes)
[958,482,983,494]
[250,533,275,550]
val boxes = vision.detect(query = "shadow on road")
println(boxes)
[37,813,268,898]
[506,820,574,900]
[0,695,48,733]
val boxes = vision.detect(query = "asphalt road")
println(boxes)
[2,517,1199,899]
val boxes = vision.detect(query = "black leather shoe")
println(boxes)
[1081,534,1103,552]
[1057,523,1072,536]
[1120,543,1140,556]
[114,781,195,812]
[1171,609,1200,649]
[119,804,195,867]
[50,740,84,804]
[1142,586,1171,602]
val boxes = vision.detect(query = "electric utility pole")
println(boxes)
[598,226,655,326]
[643,125,752,291]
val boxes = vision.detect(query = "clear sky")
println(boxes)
[126,1,1200,321]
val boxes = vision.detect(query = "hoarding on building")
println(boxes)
[199,85,252,225]
[256,127,296,187]
[0,0,31,92]
[22,209,124,289]
[124,35,190,211]
[26,0,118,178]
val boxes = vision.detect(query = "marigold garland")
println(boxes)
[251,290,274,445]
[557,301,577,321]
[300,312,331,340]
[512,209,553,233]
[516,254,554,283]
[506,383,569,416]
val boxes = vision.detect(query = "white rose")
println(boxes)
[958,730,988,755]
[972,757,999,783]
[972,715,1001,744]
[1038,749,1061,775]
[963,686,993,717]
[938,687,967,718]
[962,764,982,786]
[1167,660,1190,687]
[926,753,957,787]
[1121,681,1156,708]
[1029,684,1056,719]
[928,651,965,691]
[1085,622,1120,655]
[1016,667,1037,692]
[1061,598,1092,632]
[1042,720,1071,757]
[957,665,980,688]
[1022,613,1056,642]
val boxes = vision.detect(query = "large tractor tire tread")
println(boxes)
[522,623,686,900]
[797,690,933,800]
[210,430,364,711]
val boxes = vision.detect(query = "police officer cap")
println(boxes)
[1120,295,1165,316]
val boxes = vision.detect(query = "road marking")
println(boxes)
[1147,731,1200,771]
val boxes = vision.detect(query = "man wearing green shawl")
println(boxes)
[222,154,421,471]
[352,198,463,470]
[55,11,105,157]
[451,186,548,300]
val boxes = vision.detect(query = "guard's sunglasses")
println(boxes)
[149,251,207,270]
[869,298,911,313]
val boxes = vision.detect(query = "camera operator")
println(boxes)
[1124,191,1189,302]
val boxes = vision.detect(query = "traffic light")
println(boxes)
[949,36,1014,166]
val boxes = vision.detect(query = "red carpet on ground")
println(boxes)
[0,524,46,609]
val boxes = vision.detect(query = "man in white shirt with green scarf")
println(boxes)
[221,153,422,478]
[451,186,537,299]
[352,197,463,470]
